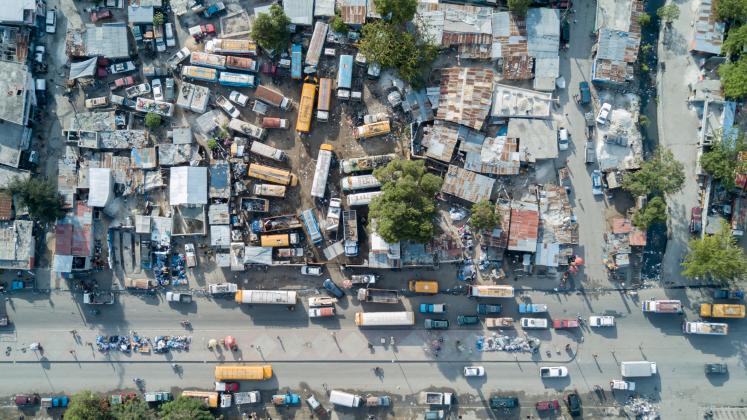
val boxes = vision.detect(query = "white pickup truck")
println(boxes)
[589,315,615,327]
[540,366,568,378]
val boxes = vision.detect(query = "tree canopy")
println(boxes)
[111,398,156,420]
[470,200,500,231]
[153,12,164,26]
[723,25,747,57]
[329,15,348,34]
[65,391,111,420]
[632,196,668,229]
[719,57,747,99]
[144,112,161,129]
[716,0,747,22]
[374,0,417,24]
[159,396,213,420]
[250,4,291,53]
[358,20,438,86]
[682,220,747,282]
[7,177,65,225]
[369,159,443,243]
[621,147,685,197]
[508,0,531,17]
[637,13,652,26]
[656,4,681,23]
[700,132,745,190]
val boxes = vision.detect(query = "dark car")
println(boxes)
[490,396,518,409]
[705,363,728,374]
[90,9,112,23]
[566,392,582,416]
[15,394,40,406]
[457,315,479,326]
[424,319,449,330]
[476,304,502,315]
[690,207,702,233]
[322,278,344,298]
[713,289,744,300]
[578,81,591,105]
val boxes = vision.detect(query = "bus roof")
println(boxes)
[317,78,332,112]
[337,55,353,89]
[296,83,316,133]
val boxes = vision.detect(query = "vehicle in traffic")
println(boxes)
[485,317,514,328]
[553,319,580,329]
[585,140,596,164]
[610,380,636,391]
[464,366,485,377]
[540,366,568,378]
[457,315,479,325]
[565,392,582,416]
[272,392,300,406]
[518,303,547,313]
[408,280,438,294]
[643,299,683,313]
[520,318,548,329]
[558,127,569,151]
[354,311,414,327]
[476,304,502,314]
[420,303,446,313]
[151,79,163,102]
[536,399,560,412]
[620,361,657,377]
[308,307,336,318]
[705,363,728,374]
[329,390,362,407]
[165,292,192,304]
[229,91,249,107]
[589,315,615,327]
[420,392,453,406]
[215,382,239,392]
[578,81,591,105]
[591,170,603,195]
[424,319,449,330]
[596,102,612,124]
[683,321,728,335]
[214,365,273,381]
[700,303,746,318]
[300,265,323,276]
[350,274,377,285]
[323,278,344,298]
[45,10,56,33]
[357,288,399,303]
[489,396,518,409]
[713,289,744,300]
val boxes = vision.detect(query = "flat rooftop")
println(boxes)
[0,61,30,126]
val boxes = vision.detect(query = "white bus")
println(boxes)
[234,290,297,305]
[310,144,334,199]
[341,174,381,192]
[347,191,382,207]
[468,285,515,298]
[340,153,396,174]
[354,311,415,327]
[229,118,265,140]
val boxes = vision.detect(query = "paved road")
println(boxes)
[1,285,743,418]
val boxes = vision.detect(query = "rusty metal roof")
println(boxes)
[341,0,366,25]
[611,217,632,234]
[463,136,520,176]
[0,192,12,221]
[508,200,539,253]
[436,67,494,131]
[441,165,495,203]
[630,228,647,247]
[502,55,533,80]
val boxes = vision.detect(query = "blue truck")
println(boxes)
[713,289,744,300]
[477,304,502,315]
[203,2,226,18]
[291,44,302,80]
[457,315,479,325]
[420,303,446,313]
[518,303,548,313]
[578,81,591,105]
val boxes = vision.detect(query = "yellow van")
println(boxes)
[408,280,438,294]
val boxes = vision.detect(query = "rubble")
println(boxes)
[476,334,540,353]
[623,396,660,419]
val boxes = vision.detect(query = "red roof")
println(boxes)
[55,224,73,255]
[0,192,12,220]
[630,228,647,247]
[507,203,539,252]
[611,217,632,234]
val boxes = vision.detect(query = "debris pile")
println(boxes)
[624,396,659,419]
[476,334,539,353]
[153,335,192,353]
[96,335,132,353]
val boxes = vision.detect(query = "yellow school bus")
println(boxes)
[181,391,218,408]
[247,163,298,186]
[296,82,316,133]
[215,364,273,381]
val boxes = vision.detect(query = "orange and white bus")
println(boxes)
[247,163,298,186]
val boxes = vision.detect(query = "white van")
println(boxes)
[558,127,569,151]
[165,23,176,47]
[45,10,57,34]
[620,361,657,377]
[329,390,362,407]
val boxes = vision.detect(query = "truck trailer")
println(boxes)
[357,288,399,304]
[683,321,729,335]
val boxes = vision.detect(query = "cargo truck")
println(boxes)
[700,303,746,318]
[486,317,514,328]
[419,392,453,406]
[255,85,292,110]
[420,303,446,313]
[255,215,302,233]
[308,296,338,307]
[642,299,683,314]
[260,233,300,247]
[166,291,192,304]
[477,304,502,314]
[329,390,362,407]
[261,117,289,129]
[683,321,728,335]
[620,361,657,377]
[409,280,438,294]
[357,288,399,304]
[354,311,415,327]
[234,391,261,405]
[343,210,358,256]
[253,183,286,198]
[234,290,297,305]
[324,197,341,232]
[308,307,336,318]
[208,283,237,295]
[83,291,115,305]
[520,318,548,329]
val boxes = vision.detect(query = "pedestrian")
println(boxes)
[593,353,598,358]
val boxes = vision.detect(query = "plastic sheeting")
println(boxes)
[69,57,98,80]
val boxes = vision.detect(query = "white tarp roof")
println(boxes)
[169,166,207,206]
[87,168,112,207]
[69,57,99,80]
[243,246,273,265]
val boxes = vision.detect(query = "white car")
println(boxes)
[34,45,45,64]
[300,265,323,276]
[463,366,485,377]
[540,366,568,378]
[151,79,163,101]
[596,102,612,125]
[229,91,249,107]
[589,315,615,327]
[558,127,569,151]
[45,10,57,34]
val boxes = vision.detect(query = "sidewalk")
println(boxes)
[2,328,577,364]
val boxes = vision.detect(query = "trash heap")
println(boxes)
[476,334,540,353]
[96,335,132,353]
[153,335,191,353]
[624,396,659,419]
[170,254,187,286]
[153,252,170,286]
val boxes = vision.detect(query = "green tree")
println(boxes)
[7,177,65,225]
[329,15,348,34]
[374,0,417,24]
[722,25,747,57]
[682,220,747,282]
[632,196,668,229]
[638,12,652,26]
[358,21,438,85]
[250,4,291,53]
[159,396,213,420]
[716,0,747,22]
[66,391,111,420]
[700,133,745,190]
[470,200,500,231]
[508,0,532,17]
[144,112,161,129]
[153,12,165,26]
[622,147,685,197]
[369,159,443,243]
[719,57,747,99]
[111,398,156,420]
[207,138,218,150]
[657,4,681,23]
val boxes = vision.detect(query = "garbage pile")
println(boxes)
[170,254,187,286]
[153,252,170,286]
[153,335,191,353]
[96,335,132,353]
[476,334,539,353]
[624,396,659,419]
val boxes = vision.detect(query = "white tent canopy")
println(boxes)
[169,166,207,206]
[69,57,98,80]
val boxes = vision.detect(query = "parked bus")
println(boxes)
[354,120,391,140]
[300,208,323,245]
[229,118,265,140]
[247,163,298,186]
[253,183,286,197]
[468,285,515,298]
[341,153,397,174]
[226,55,258,72]
[250,141,286,161]
[235,290,297,305]
[347,191,382,207]
[219,72,256,88]
[317,78,332,121]
[181,65,218,82]
[215,365,273,381]
[310,144,334,199]
[305,21,328,68]
[341,174,382,192]
[181,391,219,408]
[190,51,226,69]
[291,43,302,79]
[354,311,415,327]
[296,82,316,133]
[337,55,353,99]
[206,38,257,55]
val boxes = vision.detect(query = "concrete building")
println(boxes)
[506,118,558,163]
[169,167,207,206]
[53,202,94,273]
[526,8,560,91]
[128,5,154,25]
[592,0,644,85]
[0,61,33,169]
[490,84,553,120]
[0,0,41,27]
[0,219,33,269]
[87,168,113,208]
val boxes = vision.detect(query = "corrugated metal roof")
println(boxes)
[315,0,335,16]
[87,168,112,208]
[209,162,231,199]
[507,200,539,252]
[526,8,560,57]
[55,224,73,255]
[421,121,462,162]
[71,202,93,257]
[0,192,12,221]
[170,166,207,206]
[611,217,632,234]
[464,136,521,175]
[341,0,367,25]
[283,0,314,25]
[441,165,495,203]
[436,67,494,131]
[689,0,725,54]
[84,23,130,59]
